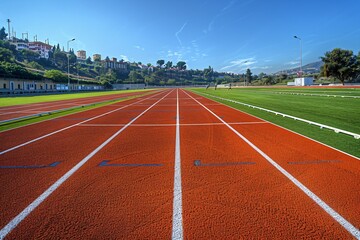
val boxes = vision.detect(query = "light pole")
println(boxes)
[293,35,302,78]
[67,38,75,91]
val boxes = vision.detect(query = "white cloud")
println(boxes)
[285,61,299,65]
[222,0,237,11]
[221,57,257,71]
[120,55,129,62]
[175,22,187,46]
[134,45,145,51]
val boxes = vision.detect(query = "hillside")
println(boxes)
[276,61,323,75]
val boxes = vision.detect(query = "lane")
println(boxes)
[0,90,156,122]
[185,90,360,232]
[0,90,172,236]
[180,89,355,239]
[0,90,165,153]
[2,89,176,239]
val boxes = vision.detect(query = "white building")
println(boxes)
[294,77,313,86]
[28,41,52,59]
[77,50,86,60]
[9,39,29,51]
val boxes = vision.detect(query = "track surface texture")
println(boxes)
[0,88,359,239]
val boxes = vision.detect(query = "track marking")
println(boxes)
[0,91,166,156]
[194,160,255,167]
[288,160,342,165]
[78,122,268,127]
[0,90,173,240]
[0,161,60,169]
[98,160,163,167]
[182,89,360,239]
[172,89,183,240]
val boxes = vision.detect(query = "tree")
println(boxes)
[176,61,186,70]
[86,56,92,64]
[128,70,144,83]
[18,49,40,62]
[203,66,213,82]
[54,51,67,69]
[0,27,8,40]
[263,75,276,85]
[157,59,165,68]
[0,61,40,79]
[321,48,357,85]
[165,61,173,69]
[246,68,253,84]
[44,69,67,82]
[27,61,45,71]
[68,51,77,66]
[167,79,176,85]
[0,47,14,62]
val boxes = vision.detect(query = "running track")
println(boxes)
[0,89,359,239]
[0,90,156,122]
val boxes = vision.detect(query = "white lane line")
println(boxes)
[182,89,360,239]
[0,91,166,155]
[78,122,268,127]
[0,90,173,240]
[172,89,183,240]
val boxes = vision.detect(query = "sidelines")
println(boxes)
[172,89,183,240]
[0,89,173,239]
[273,91,360,99]
[0,90,166,155]
[198,91,360,139]
[182,89,360,239]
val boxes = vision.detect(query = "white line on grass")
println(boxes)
[199,92,360,139]
[0,90,173,240]
[182,89,360,239]
[172,89,183,240]
[0,91,166,155]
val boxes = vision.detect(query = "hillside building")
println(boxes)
[77,50,86,60]
[93,54,101,62]
[28,41,52,59]
[102,57,128,72]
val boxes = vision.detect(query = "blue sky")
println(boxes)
[1,0,360,74]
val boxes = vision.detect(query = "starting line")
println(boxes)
[78,122,268,127]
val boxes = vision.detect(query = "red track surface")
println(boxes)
[0,90,156,122]
[0,89,359,239]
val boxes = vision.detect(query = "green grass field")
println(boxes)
[0,89,152,107]
[191,87,360,158]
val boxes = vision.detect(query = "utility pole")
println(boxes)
[294,35,302,78]
[67,38,75,91]
[7,19,11,40]
[22,32,28,40]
